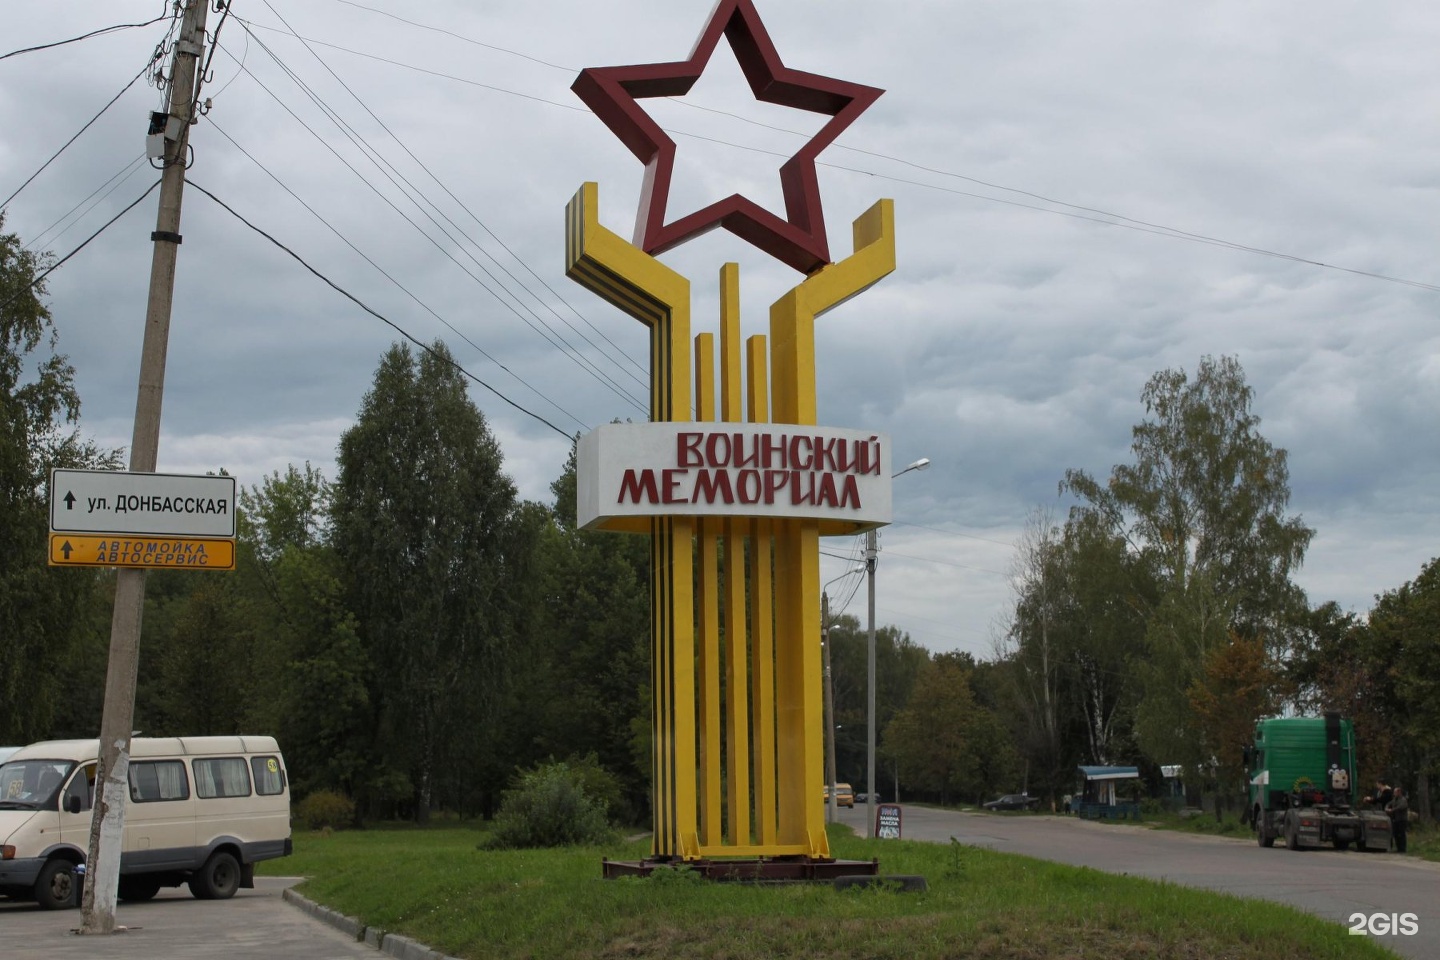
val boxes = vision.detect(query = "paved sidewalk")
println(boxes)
[0,877,375,960]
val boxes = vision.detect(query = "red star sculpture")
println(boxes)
[572,0,883,275]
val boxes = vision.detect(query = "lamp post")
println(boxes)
[822,565,864,823]
[866,457,930,837]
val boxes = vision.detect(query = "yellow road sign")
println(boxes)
[48,534,236,570]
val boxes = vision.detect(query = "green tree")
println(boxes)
[137,573,260,735]
[1062,356,1312,773]
[1187,632,1277,816]
[239,462,330,568]
[330,342,523,822]
[1002,509,1069,800]
[826,614,928,787]
[0,215,119,741]
[499,447,651,819]
[1002,507,1148,804]
[272,546,371,800]
[884,653,1017,804]
[1367,557,1440,819]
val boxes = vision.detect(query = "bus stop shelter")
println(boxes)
[1075,765,1141,820]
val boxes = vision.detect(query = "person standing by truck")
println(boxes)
[1386,787,1409,853]
[1364,779,1393,810]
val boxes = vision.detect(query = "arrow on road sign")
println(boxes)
[64,491,76,510]
[61,540,73,559]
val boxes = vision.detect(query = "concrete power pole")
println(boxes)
[79,0,209,934]
[821,592,837,824]
[865,527,877,839]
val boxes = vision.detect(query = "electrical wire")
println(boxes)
[244,15,1440,296]
[1,63,149,210]
[252,3,649,388]
[891,519,1015,549]
[25,155,149,252]
[224,23,650,413]
[185,178,576,442]
[240,18,650,403]
[331,0,572,72]
[205,116,590,434]
[0,179,160,314]
[0,13,170,62]
[881,548,1008,578]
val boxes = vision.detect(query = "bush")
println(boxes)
[297,789,356,830]
[483,760,616,850]
[564,753,624,821]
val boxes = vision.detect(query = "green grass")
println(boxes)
[1408,821,1440,861]
[1138,809,1252,838]
[260,822,1401,959]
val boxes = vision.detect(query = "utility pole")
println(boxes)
[822,592,837,824]
[865,458,926,839]
[865,527,877,839]
[80,0,209,934]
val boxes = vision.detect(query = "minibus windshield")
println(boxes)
[0,759,76,810]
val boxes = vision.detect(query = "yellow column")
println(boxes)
[566,183,697,858]
[694,334,722,848]
[718,264,751,845]
[765,199,897,858]
[745,334,777,847]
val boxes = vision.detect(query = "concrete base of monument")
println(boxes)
[601,856,882,882]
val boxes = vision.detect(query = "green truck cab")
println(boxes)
[1244,712,1389,852]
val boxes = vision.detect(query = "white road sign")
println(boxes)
[49,469,237,538]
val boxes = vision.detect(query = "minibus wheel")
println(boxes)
[189,851,240,900]
[118,876,162,901]
[35,859,77,910]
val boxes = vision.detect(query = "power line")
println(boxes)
[186,179,576,442]
[25,155,149,252]
[2,63,149,210]
[0,179,160,314]
[891,519,1015,549]
[331,0,573,72]
[0,12,170,62]
[224,23,650,413]
[252,3,649,389]
[206,117,591,434]
[246,15,1440,296]
[883,549,1009,578]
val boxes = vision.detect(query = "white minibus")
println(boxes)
[0,736,291,909]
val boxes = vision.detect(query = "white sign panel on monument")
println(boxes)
[577,422,892,534]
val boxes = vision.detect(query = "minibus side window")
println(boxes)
[251,756,286,796]
[129,760,190,802]
[194,757,252,799]
[63,763,97,812]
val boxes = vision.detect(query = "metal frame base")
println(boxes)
[602,856,880,881]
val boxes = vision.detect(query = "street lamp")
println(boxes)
[866,456,930,837]
[822,565,864,823]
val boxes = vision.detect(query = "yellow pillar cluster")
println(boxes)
[566,183,894,861]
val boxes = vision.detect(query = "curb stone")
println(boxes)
[282,887,461,960]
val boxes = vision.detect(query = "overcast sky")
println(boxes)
[3,1,1437,657]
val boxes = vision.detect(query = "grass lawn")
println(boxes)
[260,822,1401,959]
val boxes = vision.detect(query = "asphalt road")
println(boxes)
[0,877,374,960]
[839,803,1438,959]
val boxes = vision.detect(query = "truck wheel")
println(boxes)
[188,851,240,900]
[34,859,77,910]
[1332,839,1350,852]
